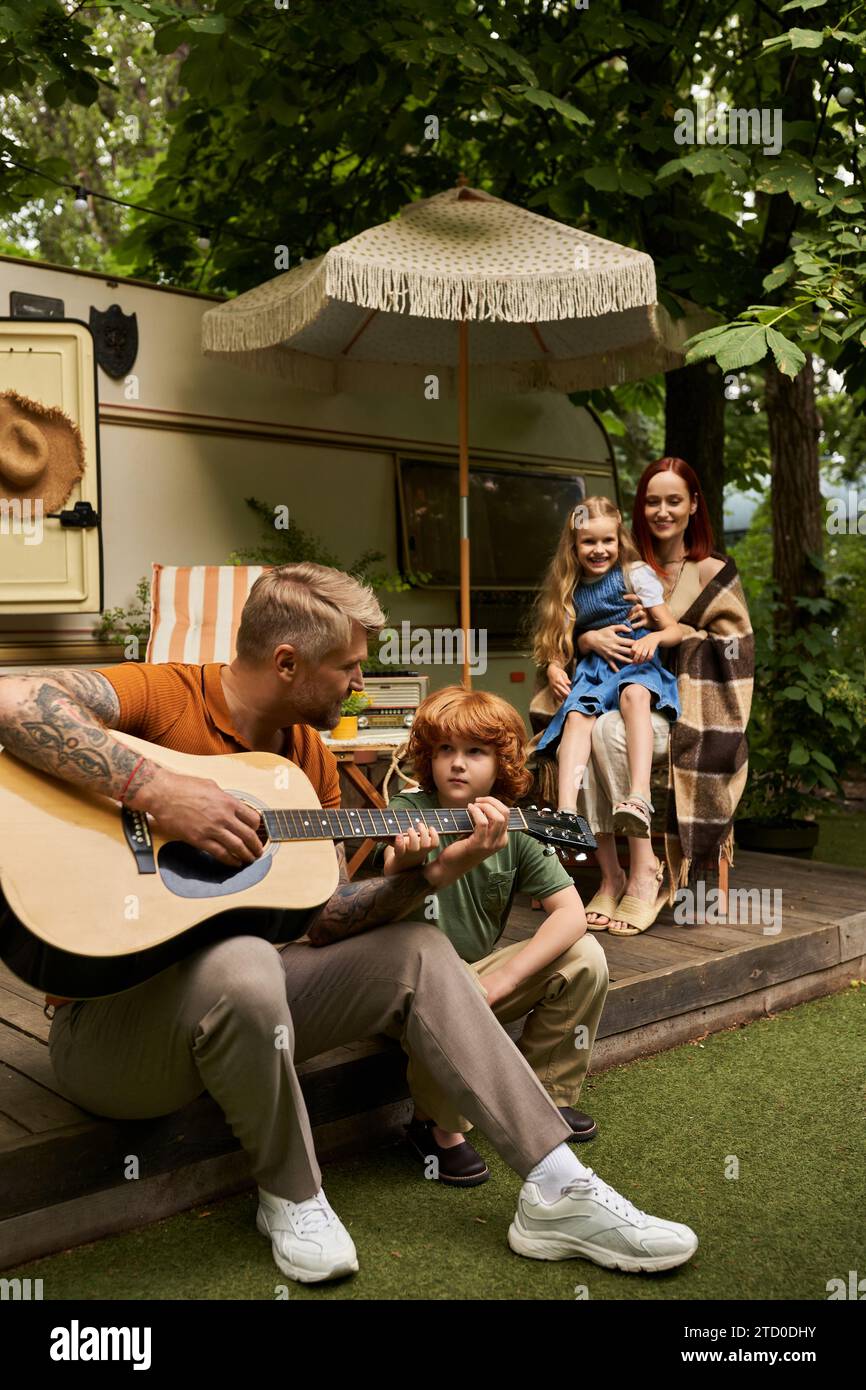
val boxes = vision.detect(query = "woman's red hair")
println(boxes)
[406,686,532,804]
[632,457,715,575]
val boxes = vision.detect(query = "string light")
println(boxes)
[1,153,274,249]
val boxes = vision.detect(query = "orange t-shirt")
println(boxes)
[45,661,340,1008]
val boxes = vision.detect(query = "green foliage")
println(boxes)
[341,690,372,717]
[229,498,345,571]
[0,2,193,270]
[568,378,666,511]
[93,574,151,655]
[673,10,866,391]
[735,607,864,820]
[229,496,429,596]
[733,502,866,820]
[824,530,866,675]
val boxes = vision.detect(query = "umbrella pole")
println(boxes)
[458,317,471,688]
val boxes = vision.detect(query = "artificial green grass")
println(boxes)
[815,812,866,871]
[9,987,866,1301]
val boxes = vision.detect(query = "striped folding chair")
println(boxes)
[146,563,270,664]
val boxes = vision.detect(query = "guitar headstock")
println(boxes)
[523,805,597,855]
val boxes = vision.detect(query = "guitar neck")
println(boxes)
[262,805,528,842]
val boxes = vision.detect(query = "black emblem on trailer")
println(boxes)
[89,303,139,378]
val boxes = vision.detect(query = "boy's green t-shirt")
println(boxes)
[369,789,575,963]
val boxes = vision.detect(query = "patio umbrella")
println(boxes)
[202,183,712,684]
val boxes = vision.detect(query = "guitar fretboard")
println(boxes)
[261,806,528,842]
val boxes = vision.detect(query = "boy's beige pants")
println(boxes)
[408,932,608,1133]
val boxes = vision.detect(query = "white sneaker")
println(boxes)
[257,1187,359,1284]
[508,1169,698,1273]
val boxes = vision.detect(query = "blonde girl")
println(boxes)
[532,496,685,862]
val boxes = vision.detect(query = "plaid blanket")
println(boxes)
[664,554,753,900]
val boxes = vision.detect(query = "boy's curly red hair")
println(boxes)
[406,685,533,804]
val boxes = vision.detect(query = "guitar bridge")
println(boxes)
[121,806,156,874]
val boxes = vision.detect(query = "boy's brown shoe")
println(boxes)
[405,1118,490,1187]
[559,1107,598,1142]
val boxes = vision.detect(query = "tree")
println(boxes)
[679,10,866,629]
[0,4,186,269]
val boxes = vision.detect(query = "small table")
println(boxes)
[319,730,413,878]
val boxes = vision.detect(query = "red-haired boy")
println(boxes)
[372,685,608,1187]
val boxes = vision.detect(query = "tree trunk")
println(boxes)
[752,53,823,634]
[625,0,726,541]
[765,352,823,629]
[664,361,726,546]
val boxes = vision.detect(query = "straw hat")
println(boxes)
[0,391,85,513]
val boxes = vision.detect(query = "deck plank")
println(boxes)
[0,1113,30,1145]
[600,924,840,1035]
[0,1062,87,1133]
[737,851,866,889]
[598,933,711,971]
[0,962,43,1006]
[0,988,51,1044]
[0,1021,63,1094]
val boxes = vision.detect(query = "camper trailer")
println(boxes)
[0,254,618,718]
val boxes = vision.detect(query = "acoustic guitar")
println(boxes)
[0,731,596,999]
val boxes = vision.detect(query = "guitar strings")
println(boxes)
[261,806,528,841]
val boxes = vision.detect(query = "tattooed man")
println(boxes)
[0,562,696,1284]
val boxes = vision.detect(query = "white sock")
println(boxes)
[526,1144,591,1203]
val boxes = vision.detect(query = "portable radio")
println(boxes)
[358,675,428,732]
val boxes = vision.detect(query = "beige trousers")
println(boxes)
[579,709,671,834]
[48,923,571,1203]
[408,932,609,1133]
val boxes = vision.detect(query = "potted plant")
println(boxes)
[735,603,866,856]
[93,576,151,659]
[331,690,373,741]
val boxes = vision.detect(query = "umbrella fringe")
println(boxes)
[202,266,328,353]
[324,252,656,323]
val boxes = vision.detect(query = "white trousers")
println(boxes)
[578,710,671,834]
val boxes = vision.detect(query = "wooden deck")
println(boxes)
[1,849,864,1271]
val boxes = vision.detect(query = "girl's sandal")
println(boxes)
[608,859,666,937]
[612,793,654,839]
[583,891,623,933]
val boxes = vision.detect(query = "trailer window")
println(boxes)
[397,457,587,589]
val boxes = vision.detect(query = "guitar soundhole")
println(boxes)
[157,841,273,898]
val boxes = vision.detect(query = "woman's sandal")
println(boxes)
[583,891,624,933]
[608,858,667,936]
[612,793,654,839]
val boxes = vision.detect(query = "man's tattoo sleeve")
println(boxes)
[306,864,432,947]
[0,672,156,801]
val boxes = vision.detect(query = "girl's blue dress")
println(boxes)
[536,562,680,755]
